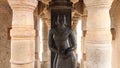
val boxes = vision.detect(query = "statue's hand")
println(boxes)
[65,47,73,56]
[65,48,69,55]
[58,49,65,56]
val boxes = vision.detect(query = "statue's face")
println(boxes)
[56,15,67,29]
[58,21,66,28]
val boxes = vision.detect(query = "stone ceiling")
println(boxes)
[0,0,119,25]
[38,0,84,25]
[40,0,80,5]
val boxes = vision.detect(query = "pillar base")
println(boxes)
[11,62,34,68]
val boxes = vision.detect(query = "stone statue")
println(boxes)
[48,15,77,68]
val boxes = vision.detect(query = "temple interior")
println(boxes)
[0,0,120,68]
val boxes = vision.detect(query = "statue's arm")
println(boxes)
[67,30,77,52]
[48,30,58,53]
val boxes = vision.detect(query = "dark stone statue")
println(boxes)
[48,15,77,68]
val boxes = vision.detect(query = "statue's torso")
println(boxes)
[53,28,71,49]
[51,28,77,68]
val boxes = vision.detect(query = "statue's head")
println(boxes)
[55,15,67,28]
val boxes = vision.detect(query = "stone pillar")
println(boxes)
[110,15,117,68]
[35,25,40,68]
[41,20,50,68]
[46,20,51,32]
[72,21,80,68]
[81,15,87,68]
[72,21,78,34]
[84,0,113,68]
[35,28,40,68]
[8,0,38,68]
[81,15,87,55]
[72,21,78,56]
[34,9,41,68]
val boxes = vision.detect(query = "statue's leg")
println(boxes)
[65,53,77,68]
[53,54,58,68]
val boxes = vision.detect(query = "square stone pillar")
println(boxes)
[41,20,51,68]
[8,0,38,68]
[81,9,87,68]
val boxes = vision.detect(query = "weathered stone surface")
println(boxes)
[0,2,12,68]
[0,13,12,68]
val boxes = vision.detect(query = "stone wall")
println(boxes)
[0,1,12,68]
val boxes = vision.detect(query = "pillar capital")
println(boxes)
[84,0,113,8]
[8,0,38,28]
[84,0,113,30]
[8,0,38,11]
[40,0,51,5]
[82,15,87,31]
[71,0,79,3]
[72,20,78,27]
[45,19,51,29]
